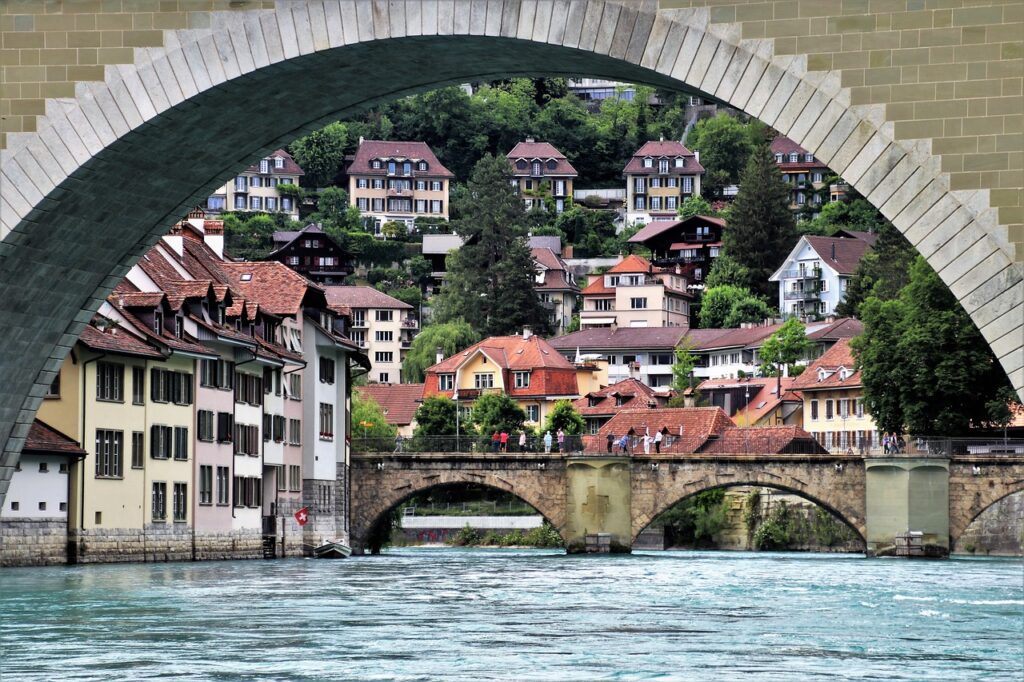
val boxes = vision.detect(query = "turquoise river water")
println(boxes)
[1,549,1022,681]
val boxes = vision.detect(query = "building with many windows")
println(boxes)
[548,327,694,390]
[323,286,417,385]
[623,140,704,225]
[348,139,453,233]
[532,246,579,336]
[507,138,578,214]
[769,233,876,320]
[268,223,353,285]
[627,215,726,290]
[578,255,691,329]
[206,149,303,219]
[770,135,834,216]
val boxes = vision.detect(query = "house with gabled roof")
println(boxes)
[356,384,425,437]
[348,139,454,233]
[790,339,878,453]
[578,254,691,330]
[205,148,304,219]
[627,214,727,289]
[587,407,735,454]
[424,329,584,427]
[624,139,705,225]
[507,138,578,214]
[769,234,875,320]
[697,376,803,427]
[573,378,669,435]
[323,285,416,385]
[532,246,578,336]
[268,223,353,285]
[771,135,835,216]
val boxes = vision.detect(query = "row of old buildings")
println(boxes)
[1,213,368,567]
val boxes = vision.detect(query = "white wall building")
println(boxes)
[769,234,876,320]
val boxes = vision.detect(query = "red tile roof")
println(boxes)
[607,254,654,274]
[548,327,692,352]
[804,236,873,276]
[424,334,580,399]
[573,378,665,416]
[698,377,799,423]
[24,420,86,457]
[695,323,785,350]
[242,149,304,176]
[589,407,735,453]
[349,140,453,178]
[623,140,705,175]
[791,338,861,391]
[532,248,578,292]
[322,285,414,311]
[770,135,830,170]
[221,261,322,317]
[78,324,164,358]
[806,317,863,341]
[117,292,167,308]
[357,384,425,426]
[698,425,828,455]
[833,229,879,247]
[507,140,578,177]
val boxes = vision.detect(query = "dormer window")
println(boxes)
[153,311,163,334]
[532,161,542,176]
[235,318,242,331]
[804,153,814,163]
[659,159,669,174]
[643,157,653,168]
[789,153,799,163]
[417,161,428,171]
[775,153,784,163]
[402,162,412,176]
[260,159,270,174]
[589,396,601,407]
[546,159,557,170]
[174,316,183,339]
[387,160,396,175]
[372,159,381,169]
[275,156,285,169]
[217,305,225,326]
[516,159,527,170]
[675,157,684,168]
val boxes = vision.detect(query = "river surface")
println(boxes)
[1,549,1022,681]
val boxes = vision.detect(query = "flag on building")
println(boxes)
[294,507,309,526]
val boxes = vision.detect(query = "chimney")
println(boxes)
[523,326,533,340]
[436,346,444,365]
[525,137,535,143]
[164,225,184,257]
[694,150,700,164]
[831,242,837,261]
[203,220,225,258]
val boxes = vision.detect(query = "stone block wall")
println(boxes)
[0,517,68,566]
[956,489,1024,556]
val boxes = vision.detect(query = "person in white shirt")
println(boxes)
[653,429,663,454]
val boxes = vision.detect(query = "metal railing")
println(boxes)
[353,434,586,454]
[875,437,1024,457]
[779,269,822,281]
[783,288,820,301]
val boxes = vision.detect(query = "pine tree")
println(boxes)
[432,155,551,337]
[723,144,797,300]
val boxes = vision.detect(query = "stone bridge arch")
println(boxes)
[630,459,867,544]
[349,457,568,553]
[1,1,1022,503]
[948,459,1024,551]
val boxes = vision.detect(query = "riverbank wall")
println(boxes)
[396,515,543,546]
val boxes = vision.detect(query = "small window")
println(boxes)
[95,511,101,525]
[38,502,46,511]
[59,462,68,473]
[39,462,48,473]
[59,502,67,512]
[11,502,19,511]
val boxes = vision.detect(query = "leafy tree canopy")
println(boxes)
[402,320,480,383]
[352,392,398,439]
[413,395,470,436]
[699,285,774,328]
[471,393,527,436]
[703,252,752,290]
[288,121,349,188]
[686,114,764,198]
[835,219,917,318]
[543,400,585,436]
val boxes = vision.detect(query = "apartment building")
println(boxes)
[507,138,578,214]
[627,214,727,289]
[624,140,704,225]
[424,330,583,427]
[324,286,416,385]
[206,149,303,219]
[348,139,453,233]
[771,135,833,216]
[791,339,879,453]
[532,246,578,335]
[769,233,876,320]
[697,377,802,427]
[578,255,691,329]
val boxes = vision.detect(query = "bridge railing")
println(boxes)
[353,434,587,455]
[884,437,1024,457]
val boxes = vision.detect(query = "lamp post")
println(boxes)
[454,388,460,452]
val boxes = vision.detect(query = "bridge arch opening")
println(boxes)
[1,3,1021,505]
[354,480,568,555]
[635,483,866,552]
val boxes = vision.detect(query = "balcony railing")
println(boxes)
[779,268,822,281]
[351,319,368,328]
[783,288,821,301]
[400,318,419,329]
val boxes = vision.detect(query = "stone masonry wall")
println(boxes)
[0,517,67,566]
[956,489,1024,556]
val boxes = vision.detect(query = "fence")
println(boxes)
[877,437,1024,457]
[352,434,586,455]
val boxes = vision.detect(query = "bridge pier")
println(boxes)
[864,458,950,557]
[564,457,633,553]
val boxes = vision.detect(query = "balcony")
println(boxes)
[351,319,368,329]
[400,318,419,329]
[779,268,822,281]
[387,187,409,197]
[783,288,821,301]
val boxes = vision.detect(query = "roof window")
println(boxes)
[240,273,253,282]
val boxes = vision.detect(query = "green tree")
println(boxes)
[686,114,756,198]
[413,395,469,436]
[352,392,397,438]
[802,197,886,236]
[402,320,480,383]
[671,338,699,394]
[432,155,551,336]
[676,195,715,220]
[222,213,282,260]
[758,318,811,396]
[853,257,1017,435]
[288,121,349,187]
[703,252,752,290]
[723,144,797,300]
[543,400,584,436]
[471,393,527,436]
[835,220,917,318]
[655,489,728,547]
[699,285,774,328]
[380,221,408,241]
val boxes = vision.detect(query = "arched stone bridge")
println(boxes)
[1,1,1022,505]
[349,450,1024,554]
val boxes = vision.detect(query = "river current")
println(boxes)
[1,549,1021,681]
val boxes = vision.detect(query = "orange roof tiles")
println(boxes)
[24,420,86,457]
[590,407,735,453]
[221,261,321,317]
[607,254,654,274]
[698,425,828,455]
[357,384,425,426]
[573,378,665,416]
[791,338,861,391]
[79,324,164,358]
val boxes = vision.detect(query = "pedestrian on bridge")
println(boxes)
[519,431,527,452]
[394,434,403,453]
[606,432,615,454]
[654,429,663,454]
[618,434,630,455]
[491,431,500,452]
[543,431,553,453]
[557,429,565,453]
[500,431,509,452]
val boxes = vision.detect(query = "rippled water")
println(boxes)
[1,549,1022,680]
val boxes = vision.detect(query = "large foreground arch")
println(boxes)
[1,1,1022,503]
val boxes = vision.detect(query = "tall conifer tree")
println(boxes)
[723,144,797,300]
[432,155,551,337]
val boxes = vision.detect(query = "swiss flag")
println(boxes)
[294,507,309,526]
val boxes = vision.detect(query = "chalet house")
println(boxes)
[268,223,353,285]
[423,330,583,426]
[573,378,668,435]
[771,135,834,216]
[532,246,579,336]
[421,233,465,301]
[348,139,454,233]
[578,254,691,330]
[206,149,304,219]
[626,214,727,289]
[507,139,578,214]
[769,234,876,319]
[623,139,705,225]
